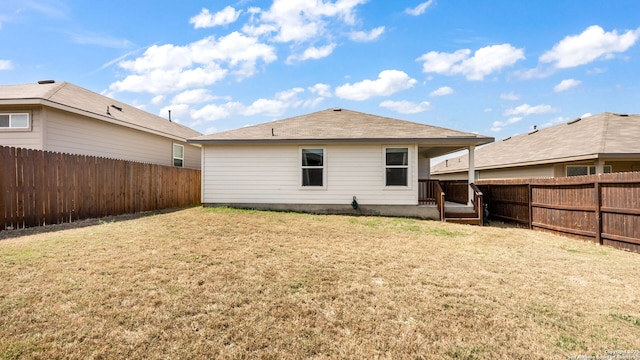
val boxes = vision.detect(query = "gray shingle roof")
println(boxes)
[431,112,640,174]
[0,81,201,140]
[189,108,493,145]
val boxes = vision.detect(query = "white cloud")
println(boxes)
[429,86,453,96]
[242,0,367,43]
[189,87,308,124]
[417,44,525,80]
[335,70,417,101]
[172,89,217,104]
[349,26,385,42]
[68,31,133,49]
[151,95,165,105]
[380,100,431,114]
[159,103,191,122]
[190,6,241,28]
[540,116,569,129]
[405,0,434,16]
[500,92,520,101]
[553,79,582,92]
[109,32,276,94]
[490,116,523,132]
[0,60,13,70]
[286,43,336,63]
[504,104,557,116]
[540,25,640,68]
[308,83,332,97]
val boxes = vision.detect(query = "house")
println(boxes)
[0,80,202,168]
[188,108,493,219]
[431,112,640,180]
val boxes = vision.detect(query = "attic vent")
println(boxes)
[617,113,629,117]
[567,117,581,124]
[110,105,123,112]
[332,108,342,111]
[502,136,511,141]
[37,80,55,84]
[528,125,538,135]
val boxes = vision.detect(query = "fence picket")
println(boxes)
[478,172,640,254]
[1,146,201,232]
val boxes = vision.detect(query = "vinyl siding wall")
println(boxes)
[202,143,418,205]
[0,106,44,149]
[43,108,200,168]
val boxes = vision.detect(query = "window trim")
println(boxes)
[0,112,31,131]
[384,146,410,188]
[173,143,184,168]
[300,147,326,189]
[566,164,612,176]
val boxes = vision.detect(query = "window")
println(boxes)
[173,144,184,167]
[566,165,612,176]
[385,147,408,186]
[301,148,324,186]
[0,113,29,129]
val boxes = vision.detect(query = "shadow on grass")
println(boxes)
[0,206,197,241]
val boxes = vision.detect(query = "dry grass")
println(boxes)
[1,207,639,359]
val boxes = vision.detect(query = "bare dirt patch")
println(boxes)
[1,207,638,359]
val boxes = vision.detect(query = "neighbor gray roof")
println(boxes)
[189,108,493,147]
[0,81,201,140]
[431,112,640,174]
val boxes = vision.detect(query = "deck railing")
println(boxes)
[418,179,446,221]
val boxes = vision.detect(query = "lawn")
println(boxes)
[1,207,639,359]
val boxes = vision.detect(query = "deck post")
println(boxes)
[468,145,475,205]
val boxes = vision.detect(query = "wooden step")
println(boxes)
[445,217,482,225]
[445,211,477,218]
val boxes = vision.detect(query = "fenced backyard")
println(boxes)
[0,146,201,230]
[477,172,640,253]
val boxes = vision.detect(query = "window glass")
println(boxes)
[11,114,29,128]
[567,166,588,176]
[302,149,323,166]
[0,115,9,127]
[386,148,408,166]
[385,147,408,186]
[301,148,323,186]
[173,144,184,167]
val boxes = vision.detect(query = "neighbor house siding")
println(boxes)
[0,106,44,149]
[44,108,200,168]
[202,143,418,205]
[478,165,554,180]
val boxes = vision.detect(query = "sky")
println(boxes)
[2,0,640,139]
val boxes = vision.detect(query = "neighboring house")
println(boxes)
[188,108,493,219]
[431,112,640,180]
[0,80,202,168]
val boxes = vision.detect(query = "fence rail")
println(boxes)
[1,146,201,231]
[477,172,640,254]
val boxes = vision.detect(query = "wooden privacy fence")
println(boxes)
[477,172,640,254]
[1,146,201,231]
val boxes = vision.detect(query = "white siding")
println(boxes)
[44,108,200,168]
[202,143,418,205]
[0,107,43,149]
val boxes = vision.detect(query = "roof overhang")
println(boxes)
[0,98,193,143]
[188,136,494,146]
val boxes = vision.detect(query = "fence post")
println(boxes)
[595,178,602,245]
[528,183,533,229]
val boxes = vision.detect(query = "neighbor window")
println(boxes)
[0,113,29,129]
[301,148,324,186]
[385,147,408,186]
[173,144,184,167]
[566,165,612,176]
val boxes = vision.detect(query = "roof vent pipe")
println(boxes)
[168,110,172,122]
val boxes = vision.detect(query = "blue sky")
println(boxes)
[2,0,640,138]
